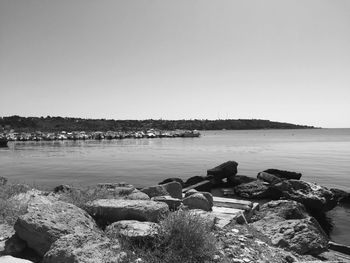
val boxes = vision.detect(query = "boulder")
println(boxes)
[140,185,169,198]
[263,169,302,180]
[253,200,309,221]
[86,199,169,223]
[161,181,182,199]
[207,161,238,181]
[257,172,283,185]
[234,180,281,199]
[252,216,328,255]
[105,220,159,244]
[183,193,213,211]
[0,256,33,263]
[126,189,150,200]
[14,200,97,256]
[184,190,213,208]
[227,175,256,187]
[273,180,337,212]
[330,188,350,204]
[0,176,8,186]
[43,232,123,263]
[152,196,182,211]
[251,200,329,255]
[159,178,185,187]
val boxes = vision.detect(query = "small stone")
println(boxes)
[213,255,220,262]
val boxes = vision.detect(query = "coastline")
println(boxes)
[1,161,350,263]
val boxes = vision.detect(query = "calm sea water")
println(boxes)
[1,128,350,244]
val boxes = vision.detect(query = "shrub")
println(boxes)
[118,210,217,263]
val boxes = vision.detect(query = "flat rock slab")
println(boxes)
[87,199,169,223]
[213,196,253,211]
[43,233,122,263]
[14,200,97,256]
[212,206,246,228]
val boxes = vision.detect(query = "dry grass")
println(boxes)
[118,210,217,263]
[0,183,30,225]
[58,186,124,208]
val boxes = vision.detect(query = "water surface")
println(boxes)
[1,128,350,244]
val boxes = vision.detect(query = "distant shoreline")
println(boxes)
[0,115,315,133]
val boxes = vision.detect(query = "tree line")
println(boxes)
[0,116,315,132]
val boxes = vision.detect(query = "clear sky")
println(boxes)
[1,0,350,128]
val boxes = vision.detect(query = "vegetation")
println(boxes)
[0,115,314,132]
[115,210,217,263]
[0,184,30,225]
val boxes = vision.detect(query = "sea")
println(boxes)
[1,128,350,245]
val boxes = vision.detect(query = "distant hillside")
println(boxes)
[0,116,315,132]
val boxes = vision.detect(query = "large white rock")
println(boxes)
[14,200,98,256]
[86,199,169,223]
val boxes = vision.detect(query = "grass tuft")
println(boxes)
[118,210,217,263]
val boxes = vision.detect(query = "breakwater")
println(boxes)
[0,129,200,142]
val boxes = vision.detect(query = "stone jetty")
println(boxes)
[1,161,350,263]
[0,129,200,143]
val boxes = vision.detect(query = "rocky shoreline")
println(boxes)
[1,161,350,263]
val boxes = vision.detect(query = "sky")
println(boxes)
[1,0,350,128]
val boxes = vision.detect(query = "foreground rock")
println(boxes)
[14,200,97,256]
[106,220,159,244]
[86,199,169,223]
[0,256,33,263]
[43,233,123,263]
[263,169,302,180]
[273,180,337,212]
[251,200,329,255]
[234,180,281,199]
